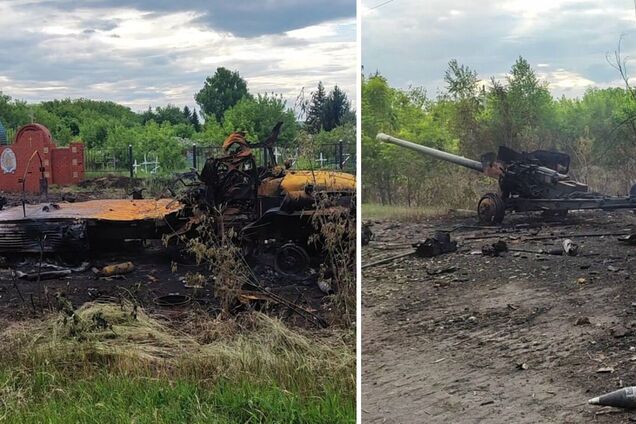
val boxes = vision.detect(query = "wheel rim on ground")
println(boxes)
[477,193,505,224]
[274,243,310,276]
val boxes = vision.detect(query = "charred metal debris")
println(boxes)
[0,123,355,324]
[363,216,636,270]
[164,122,356,279]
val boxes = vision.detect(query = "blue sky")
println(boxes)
[362,0,636,98]
[0,0,356,111]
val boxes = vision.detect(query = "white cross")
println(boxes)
[316,152,327,167]
[274,147,282,163]
[341,153,351,166]
[152,155,160,174]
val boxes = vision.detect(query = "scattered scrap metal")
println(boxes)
[362,222,373,246]
[15,262,90,281]
[481,240,508,257]
[362,216,635,270]
[0,199,183,253]
[413,232,457,257]
[362,231,457,269]
[481,238,579,257]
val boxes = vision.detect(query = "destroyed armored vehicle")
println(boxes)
[176,122,356,276]
[0,123,355,280]
[377,133,636,224]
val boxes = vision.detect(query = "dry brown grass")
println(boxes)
[0,301,355,395]
[311,196,356,326]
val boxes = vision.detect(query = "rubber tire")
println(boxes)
[274,243,310,277]
[477,193,505,224]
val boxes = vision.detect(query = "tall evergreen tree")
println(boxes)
[323,85,351,131]
[190,107,201,132]
[305,81,327,133]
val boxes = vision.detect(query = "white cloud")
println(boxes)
[541,69,595,90]
[0,2,356,111]
[362,0,636,99]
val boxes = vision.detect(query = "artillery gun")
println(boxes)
[377,133,636,224]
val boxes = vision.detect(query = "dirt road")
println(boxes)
[363,210,636,423]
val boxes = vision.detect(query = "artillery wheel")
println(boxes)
[477,193,505,224]
[274,243,310,277]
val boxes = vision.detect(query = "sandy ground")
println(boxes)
[363,210,636,423]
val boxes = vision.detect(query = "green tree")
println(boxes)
[80,119,110,148]
[323,85,352,131]
[105,122,185,172]
[222,94,298,144]
[478,57,555,150]
[183,106,192,121]
[508,57,551,121]
[305,83,354,133]
[443,60,483,156]
[305,82,327,133]
[153,105,189,126]
[189,107,201,132]
[140,107,156,125]
[192,118,224,145]
[444,59,479,100]
[0,92,30,131]
[195,67,251,123]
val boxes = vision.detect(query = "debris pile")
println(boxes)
[413,232,457,258]
[0,123,356,329]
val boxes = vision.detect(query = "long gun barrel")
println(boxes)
[377,133,484,172]
[377,133,568,181]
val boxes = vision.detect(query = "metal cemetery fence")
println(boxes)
[84,147,131,177]
[85,142,356,178]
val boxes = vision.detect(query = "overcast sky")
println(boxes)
[0,0,356,111]
[362,0,636,98]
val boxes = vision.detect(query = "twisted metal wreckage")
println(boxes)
[0,123,356,280]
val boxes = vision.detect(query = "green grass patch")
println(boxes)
[362,203,450,221]
[0,302,354,424]
[0,371,352,423]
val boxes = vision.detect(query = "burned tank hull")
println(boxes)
[175,125,355,278]
[0,199,184,254]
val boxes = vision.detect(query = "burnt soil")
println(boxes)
[363,210,636,423]
[0,178,330,329]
